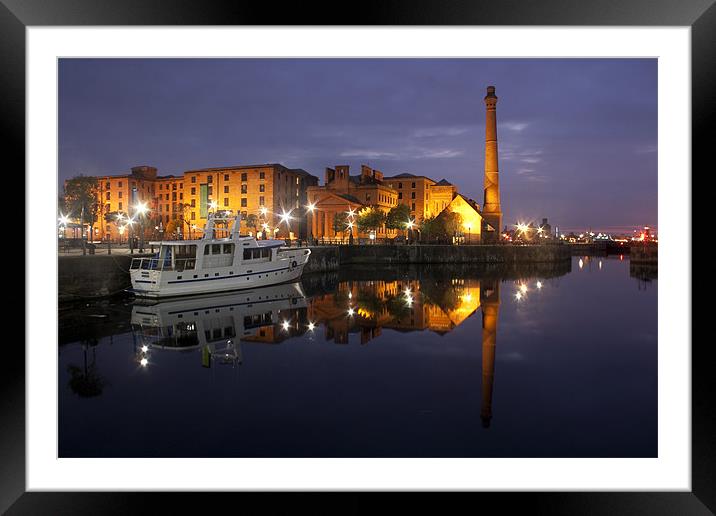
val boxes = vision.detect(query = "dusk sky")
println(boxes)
[59,58,657,233]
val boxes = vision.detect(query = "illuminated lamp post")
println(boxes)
[134,201,149,252]
[306,202,316,244]
[405,219,415,244]
[465,222,473,245]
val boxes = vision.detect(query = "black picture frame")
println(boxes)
[6,1,711,514]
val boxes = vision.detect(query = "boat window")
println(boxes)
[203,246,210,255]
[243,247,272,261]
[212,244,221,254]
[223,243,234,254]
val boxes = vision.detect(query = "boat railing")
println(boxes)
[130,257,196,271]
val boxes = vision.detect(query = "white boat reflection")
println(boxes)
[131,281,307,367]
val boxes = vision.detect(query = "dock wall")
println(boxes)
[59,244,571,301]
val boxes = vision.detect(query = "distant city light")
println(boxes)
[140,358,148,367]
[579,258,584,269]
[536,281,542,289]
[307,322,315,331]
[306,202,316,213]
[515,292,523,300]
[282,320,290,331]
[141,345,148,353]
[260,206,268,216]
[347,307,355,316]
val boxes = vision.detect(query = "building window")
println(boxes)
[224,198,229,207]
[241,173,247,182]
[172,183,177,190]
[412,182,416,188]
[241,198,247,207]
[105,182,110,189]
[208,186,213,195]
[398,192,403,199]
[159,184,163,190]
[118,202,122,211]
[172,192,177,201]
[224,185,230,193]
[180,183,183,189]
[398,182,402,189]
[259,184,265,192]
[241,184,247,194]
[191,212,195,220]
[259,172,265,179]
[224,174,229,181]
[259,196,265,206]
[412,203,416,211]
[191,187,196,195]
[166,204,169,212]
[105,192,110,200]
[411,192,416,199]
[159,205,162,212]
[191,176,196,183]
[180,193,183,200]
[207,175,213,183]
[118,181,123,188]
[191,199,195,207]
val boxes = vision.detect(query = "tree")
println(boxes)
[165,219,180,237]
[333,212,349,241]
[64,175,100,240]
[245,213,259,235]
[356,206,386,236]
[442,210,463,240]
[385,204,411,231]
[419,215,441,243]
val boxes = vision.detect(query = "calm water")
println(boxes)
[58,256,657,457]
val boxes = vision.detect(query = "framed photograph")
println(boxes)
[8,0,711,513]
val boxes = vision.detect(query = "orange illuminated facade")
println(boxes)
[306,165,460,241]
[306,165,400,241]
[383,173,456,222]
[74,163,318,242]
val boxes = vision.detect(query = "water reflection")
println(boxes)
[131,282,308,368]
[130,275,526,429]
[59,257,658,458]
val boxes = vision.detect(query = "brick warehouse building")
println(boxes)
[76,164,319,242]
[306,164,459,241]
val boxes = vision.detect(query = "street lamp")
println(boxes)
[134,201,149,252]
[306,202,316,244]
[465,222,472,244]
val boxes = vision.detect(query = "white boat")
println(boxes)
[129,212,311,298]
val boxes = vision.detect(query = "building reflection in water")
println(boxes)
[131,276,508,427]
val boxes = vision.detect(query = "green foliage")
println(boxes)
[442,210,463,237]
[385,204,411,230]
[63,175,100,225]
[356,206,386,233]
[245,213,259,231]
[419,210,463,242]
[333,212,349,237]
